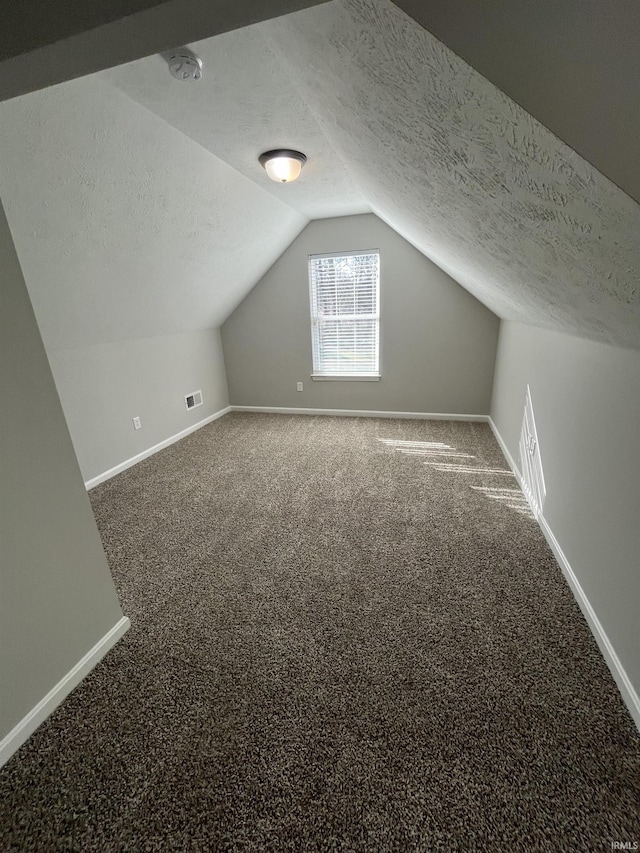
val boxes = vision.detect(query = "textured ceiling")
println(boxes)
[0,77,306,350]
[394,0,640,204]
[1,0,639,352]
[103,26,369,220]
[265,0,640,348]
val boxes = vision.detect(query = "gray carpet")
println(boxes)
[2,413,639,851]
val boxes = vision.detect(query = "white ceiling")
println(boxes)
[394,0,640,205]
[104,26,369,221]
[0,0,638,352]
[265,0,640,348]
[0,77,306,350]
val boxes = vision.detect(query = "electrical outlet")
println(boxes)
[296,381,303,392]
[133,416,141,430]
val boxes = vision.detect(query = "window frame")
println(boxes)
[308,248,381,381]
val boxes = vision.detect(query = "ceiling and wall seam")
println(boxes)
[103,78,312,223]
[0,74,308,350]
[261,29,371,211]
[0,0,638,353]
[394,12,640,207]
[391,0,640,205]
[103,23,370,221]
[266,0,640,348]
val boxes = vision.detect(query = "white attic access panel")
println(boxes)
[518,385,546,518]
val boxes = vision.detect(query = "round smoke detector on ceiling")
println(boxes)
[167,49,203,81]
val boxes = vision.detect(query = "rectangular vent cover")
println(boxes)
[185,390,203,410]
[519,385,546,517]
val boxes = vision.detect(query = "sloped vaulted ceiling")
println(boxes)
[0,15,368,352]
[264,0,640,348]
[0,0,638,352]
[103,26,368,222]
[0,78,310,351]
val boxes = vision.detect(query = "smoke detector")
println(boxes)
[167,48,203,81]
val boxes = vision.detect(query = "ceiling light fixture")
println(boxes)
[259,149,307,183]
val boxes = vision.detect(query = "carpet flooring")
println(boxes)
[2,413,639,851]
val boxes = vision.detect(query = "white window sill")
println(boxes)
[311,374,381,382]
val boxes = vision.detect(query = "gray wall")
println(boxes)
[0,201,125,739]
[491,320,640,696]
[49,329,229,484]
[222,214,499,414]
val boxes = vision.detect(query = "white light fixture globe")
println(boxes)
[259,149,307,183]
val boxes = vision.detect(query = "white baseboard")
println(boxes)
[0,616,131,768]
[488,417,640,733]
[85,406,231,489]
[536,514,640,732]
[230,406,489,422]
[487,416,530,504]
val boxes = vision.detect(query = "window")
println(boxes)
[308,249,380,379]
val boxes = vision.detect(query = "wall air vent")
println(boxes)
[519,385,546,518]
[185,390,203,411]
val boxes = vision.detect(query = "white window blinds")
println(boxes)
[308,250,380,376]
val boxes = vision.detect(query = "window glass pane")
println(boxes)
[309,250,380,376]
